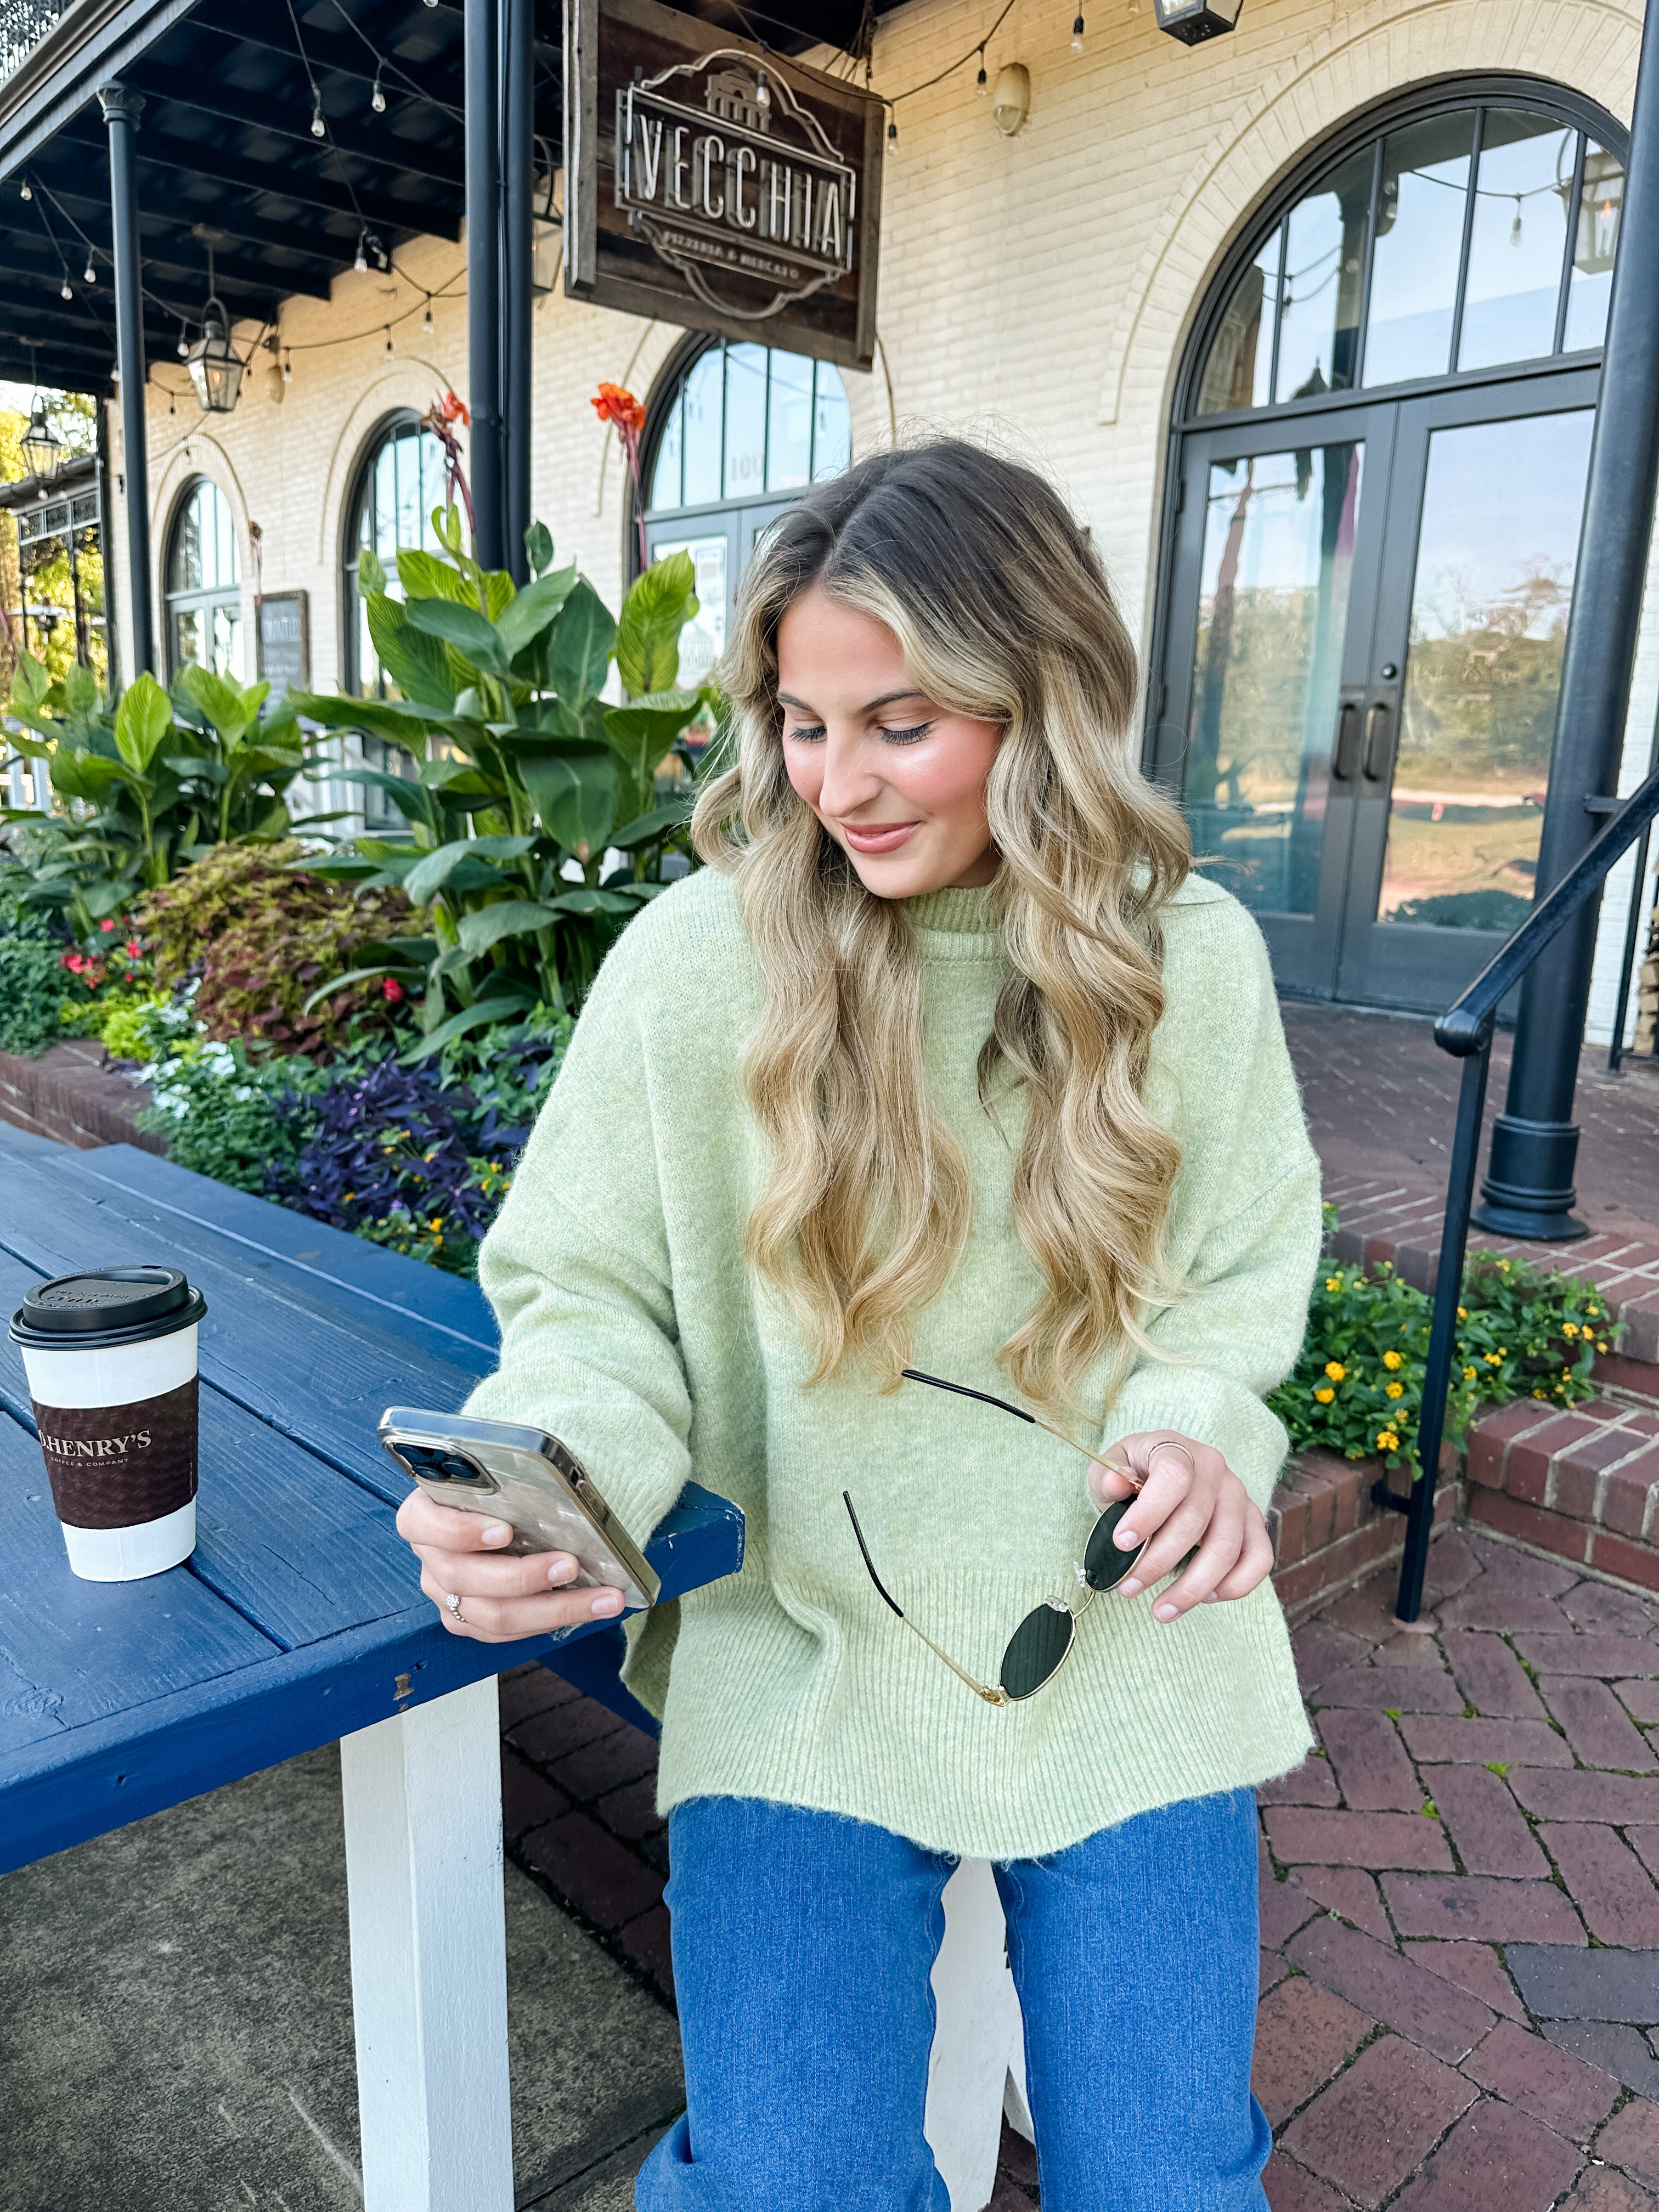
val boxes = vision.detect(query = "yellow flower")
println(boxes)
[1386,1381,1404,1399]
[1464,1365,1477,1381]
[1314,1387,1335,1404]
[1484,1352,1503,1366]
[1457,1306,1469,1320]
[1563,1322,1579,1339]
[1377,1430,1400,1452]
[1325,1361,1346,1381]
[1383,1350,1403,1370]
[1597,1340,1609,1353]
[1533,1389,1548,1400]
[429,1216,444,1231]
[1588,1304,1601,1318]
[1325,1277,1341,1293]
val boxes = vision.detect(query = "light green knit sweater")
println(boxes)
[467,866,1320,1859]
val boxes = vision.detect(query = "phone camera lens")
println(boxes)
[439,1452,481,1483]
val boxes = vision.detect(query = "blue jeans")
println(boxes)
[636,1788,1268,2211]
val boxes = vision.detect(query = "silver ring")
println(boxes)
[1147,1440,1196,1480]
[444,1591,466,1624]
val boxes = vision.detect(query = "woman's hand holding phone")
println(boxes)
[396,1488,627,1643]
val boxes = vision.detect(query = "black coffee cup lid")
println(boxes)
[9,1267,208,1351]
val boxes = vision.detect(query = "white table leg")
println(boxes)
[924,1858,1028,2212]
[340,1675,515,2212]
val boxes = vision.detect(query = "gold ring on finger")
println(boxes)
[1147,1440,1197,1480]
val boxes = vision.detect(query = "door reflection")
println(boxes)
[1185,443,1363,916]
[1379,409,1593,931]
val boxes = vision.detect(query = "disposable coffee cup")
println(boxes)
[9,1266,208,1582]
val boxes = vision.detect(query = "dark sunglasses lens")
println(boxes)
[1084,1498,1144,1592]
[1000,1602,1075,1700]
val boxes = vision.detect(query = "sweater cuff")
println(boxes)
[1103,1367,1291,1514]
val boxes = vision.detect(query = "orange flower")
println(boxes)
[592,381,646,436]
[434,388,470,427]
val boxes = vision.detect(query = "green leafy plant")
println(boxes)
[0,938,72,1056]
[290,510,719,1058]
[132,1007,324,1195]
[1272,1252,1615,1473]
[139,839,422,1058]
[1,654,334,927]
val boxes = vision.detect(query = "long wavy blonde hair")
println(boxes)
[691,438,1190,1421]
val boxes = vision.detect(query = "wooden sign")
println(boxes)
[563,0,883,369]
[256,590,309,705]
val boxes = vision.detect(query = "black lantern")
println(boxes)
[1154,0,1243,43]
[21,402,62,482]
[186,296,246,413]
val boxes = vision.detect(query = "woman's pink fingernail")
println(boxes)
[481,1521,513,1548]
[1154,1601,1180,1622]
[590,1590,622,1616]
[1115,1527,1139,1548]
[548,1558,575,1585]
[1117,1577,1143,1598]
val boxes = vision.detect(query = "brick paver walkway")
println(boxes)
[1251,1525,1659,2212]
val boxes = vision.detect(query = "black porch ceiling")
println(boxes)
[0,0,880,396]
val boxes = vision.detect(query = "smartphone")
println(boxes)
[379,1407,660,1612]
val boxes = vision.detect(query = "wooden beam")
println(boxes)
[122,57,467,192]
[30,178,349,284]
[4,230,332,307]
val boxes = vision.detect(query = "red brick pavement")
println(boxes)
[496,1522,1659,2210]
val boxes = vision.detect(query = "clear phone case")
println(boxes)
[379,1407,660,1612]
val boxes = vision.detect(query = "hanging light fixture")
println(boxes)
[21,400,63,482]
[371,69,386,112]
[83,250,97,284]
[977,46,988,93]
[186,292,247,413]
[1071,13,1086,50]
[1153,0,1243,41]
[311,89,326,137]
[991,64,1030,135]
[19,178,32,200]
[755,67,771,110]
[354,230,369,273]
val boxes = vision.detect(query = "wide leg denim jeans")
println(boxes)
[636,1785,1269,2211]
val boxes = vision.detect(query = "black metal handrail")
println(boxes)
[1384,760,1659,1622]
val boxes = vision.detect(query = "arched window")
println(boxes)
[343,411,450,696]
[640,339,851,685]
[342,413,448,825]
[165,477,241,678]
[1149,81,1625,1017]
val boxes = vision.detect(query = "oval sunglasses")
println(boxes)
[843,1368,1187,1706]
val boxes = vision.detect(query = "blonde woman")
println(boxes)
[397,441,1321,2209]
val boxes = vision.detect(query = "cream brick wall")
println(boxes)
[100,0,1653,1037]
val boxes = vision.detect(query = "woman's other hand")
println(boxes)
[1088,1430,1273,1624]
[395,1487,627,1644]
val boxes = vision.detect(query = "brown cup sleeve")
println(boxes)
[33,1376,200,1530]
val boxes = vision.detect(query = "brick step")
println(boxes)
[1465,1394,1659,1593]
[1269,1449,1460,1623]
[0,1042,162,1155]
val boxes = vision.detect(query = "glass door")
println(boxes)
[1333,372,1598,1007]
[1156,405,1393,995]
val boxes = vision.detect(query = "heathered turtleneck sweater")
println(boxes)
[466,866,1319,1859]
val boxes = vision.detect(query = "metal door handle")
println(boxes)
[1363,702,1392,781]
[1331,702,1359,780]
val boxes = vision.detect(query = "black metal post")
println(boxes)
[1393,1042,1492,1623]
[464,0,505,572]
[501,0,534,586]
[98,83,155,678]
[1474,3,1659,1239]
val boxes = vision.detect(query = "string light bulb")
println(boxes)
[59,276,72,299]
[83,252,96,283]
[311,92,325,137]
[177,320,190,357]
[1510,195,1523,247]
[19,179,31,200]
[371,72,386,112]
[1072,12,1085,48]
[281,350,292,383]
[977,46,988,92]
[422,300,433,332]
[385,325,393,354]
[755,67,771,109]
[354,231,369,273]
[887,114,897,143]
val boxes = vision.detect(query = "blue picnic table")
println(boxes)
[0,1116,744,2210]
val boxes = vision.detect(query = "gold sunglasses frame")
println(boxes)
[842,1369,1155,1708]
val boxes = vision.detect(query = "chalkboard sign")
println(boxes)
[256,591,309,704]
